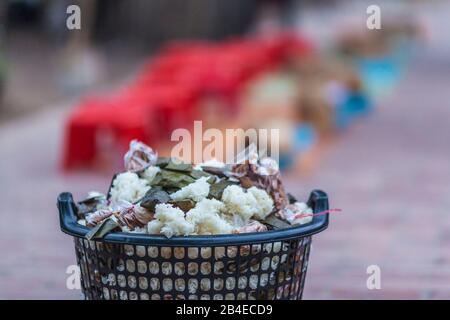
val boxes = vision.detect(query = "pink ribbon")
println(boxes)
[294,208,342,219]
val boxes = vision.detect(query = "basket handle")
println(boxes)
[57,192,86,238]
[306,189,329,230]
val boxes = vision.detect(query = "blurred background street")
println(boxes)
[0,0,449,299]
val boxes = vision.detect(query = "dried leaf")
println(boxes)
[140,187,171,211]
[155,157,172,168]
[164,160,193,172]
[263,215,291,230]
[86,217,120,240]
[169,199,196,212]
[209,179,237,199]
[287,193,298,204]
[201,166,227,178]
[190,169,212,180]
[76,193,107,218]
[151,170,195,189]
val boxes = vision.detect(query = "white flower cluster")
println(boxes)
[221,185,274,221]
[186,199,233,235]
[109,172,150,203]
[145,182,273,237]
[147,204,195,238]
[170,177,210,202]
[141,166,160,183]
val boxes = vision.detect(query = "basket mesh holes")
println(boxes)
[163,278,173,291]
[240,245,251,256]
[117,274,126,287]
[278,272,285,283]
[148,246,158,258]
[188,279,198,294]
[214,278,224,290]
[124,245,134,256]
[128,275,137,288]
[140,293,150,300]
[238,276,247,289]
[117,259,125,272]
[250,259,260,272]
[261,257,270,270]
[225,277,236,290]
[161,262,172,275]
[136,245,146,257]
[271,256,280,270]
[119,290,128,300]
[150,278,160,290]
[175,278,185,291]
[74,237,311,300]
[227,246,238,258]
[161,247,172,259]
[200,262,211,275]
[129,292,138,300]
[102,287,110,300]
[260,273,269,287]
[273,242,282,253]
[174,262,185,275]
[214,261,224,275]
[137,260,147,274]
[201,247,211,259]
[214,246,225,259]
[200,278,211,291]
[110,289,118,300]
[149,261,159,274]
[139,277,148,290]
[249,275,258,289]
[126,259,136,272]
[188,247,198,259]
[188,262,198,275]
[237,292,247,300]
[174,247,185,259]
[225,293,235,300]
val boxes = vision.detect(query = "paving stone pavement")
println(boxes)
[1,47,449,299]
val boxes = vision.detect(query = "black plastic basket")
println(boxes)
[58,190,329,300]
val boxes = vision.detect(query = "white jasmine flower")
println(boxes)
[247,187,274,220]
[141,166,160,183]
[194,159,225,171]
[170,177,210,202]
[221,185,274,221]
[151,203,195,238]
[110,172,150,203]
[186,199,233,235]
[221,185,256,220]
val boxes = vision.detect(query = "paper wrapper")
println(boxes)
[230,144,288,212]
[124,140,158,172]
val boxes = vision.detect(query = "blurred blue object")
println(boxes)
[335,92,371,130]
[293,124,317,152]
[356,56,400,101]
[278,124,317,171]
[279,152,295,171]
